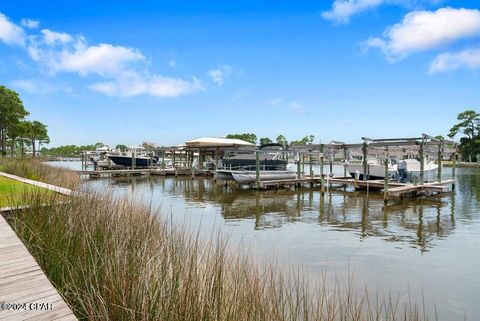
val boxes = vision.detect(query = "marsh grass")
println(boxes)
[0,158,80,189]
[3,160,434,321]
[0,176,48,207]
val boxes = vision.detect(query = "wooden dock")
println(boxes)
[0,215,77,320]
[250,175,455,200]
[77,168,213,178]
[0,172,76,320]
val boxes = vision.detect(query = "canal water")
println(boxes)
[49,161,480,320]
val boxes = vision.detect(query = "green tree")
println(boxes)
[24,120,49,157]
[448,110,480,161]
[116,144,128,152]
[6,121,28,156]
[226,133,257,144]
[0,86,29,156]
[259,137,273,146]
[290,135,315,145]
[448,110,479,140]
[276,134,288,147]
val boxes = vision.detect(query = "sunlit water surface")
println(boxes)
[48,161,480,320]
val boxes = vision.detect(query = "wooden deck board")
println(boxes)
[0,172,72,196]
[0,215,77,320]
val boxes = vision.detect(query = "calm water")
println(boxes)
[50,161,480,320]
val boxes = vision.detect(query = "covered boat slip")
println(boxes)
[219,134,457,201]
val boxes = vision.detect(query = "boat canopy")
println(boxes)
[185,137,255,147]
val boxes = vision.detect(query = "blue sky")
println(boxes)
[1,0,479,147]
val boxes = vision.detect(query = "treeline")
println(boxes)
[0,86,49,157]
[41,144,131,157]
[226,133,315,146]
[449,110,480,161]
[41,143,105,157]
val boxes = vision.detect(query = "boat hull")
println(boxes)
[108,155,156,168]
[346,163,397,180]
[231,171,297,184]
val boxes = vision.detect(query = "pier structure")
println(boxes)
[235,134,458,201]
[78,134,458,201]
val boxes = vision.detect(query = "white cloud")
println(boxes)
[364,8,480,60]
[89,72,204,97]
[21,18,39,29]
[56,43,143,76]
[322,0,385,24]
[11,79,72,94]
[41,29,72,45]
[322,0,445,24]
[208,65,233,86]
[0,11,205,98]
[429,48,480,73]
[0,13,25,46]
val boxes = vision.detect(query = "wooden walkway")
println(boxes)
[0,216,77,320]
[0,172,72,196]
[1,172,76,320]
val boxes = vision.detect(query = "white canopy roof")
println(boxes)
[185,137,255,147]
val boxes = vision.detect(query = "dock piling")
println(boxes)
[255,151,260,188]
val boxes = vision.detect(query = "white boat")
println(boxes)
[107,146,158,168]
[397,159,438,182]
[346,158,438,182]
[221,170,297,184]
[345,159,397,180]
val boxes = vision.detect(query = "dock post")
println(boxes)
[173,151,176,169]
[301,154,305,175]
[320,145,325,193]
[343,145,347,177]
[362,141,368,181]
[309,154,313,177]
[437,141,443,182]
[131,151,135,170]
[255,151,260,189]
[297,152,301,179]
[452,145,457,190]
[161,151,165,170]
[384,149,389,203]
[419,138,425,184]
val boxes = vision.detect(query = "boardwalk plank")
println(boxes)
[0,215,76,320]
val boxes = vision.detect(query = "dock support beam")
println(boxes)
[452,145,457,191]
[362,141,368,181]
[297,152,301,180]
[437,141,443,182]
[309,154,313,177]
[320,144,325,193]
[343,145,347,178]
[419,137,425,184]
[255,151,260,188]
[384,148,389,203]
[131,151,135,170]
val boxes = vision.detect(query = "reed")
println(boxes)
[4,162,431,321]
[0,158,80,189]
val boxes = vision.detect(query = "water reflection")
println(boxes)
[73,165,480,319]
[104,175,459,253]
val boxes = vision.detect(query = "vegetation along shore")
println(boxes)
[1,158,438,321]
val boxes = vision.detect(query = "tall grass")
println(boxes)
[0,158,79,189]
[3,161,431,321]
